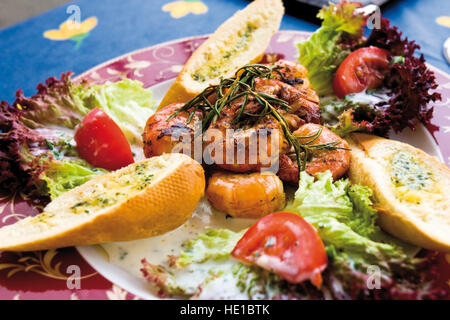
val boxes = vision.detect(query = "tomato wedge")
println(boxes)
[74,108,134,170]
[333,46,390,98]
[231,211,327,288]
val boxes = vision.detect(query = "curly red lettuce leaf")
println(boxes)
[13,72,91,129]
[272,251,448,300]
[322,16,441,137]
[141,259,192,298]
[0,101,49,203]
[0,73,102,202]
[303,2,441,137]
[363,18,441,135]
[0,99,103,204]
[321,249,448,300]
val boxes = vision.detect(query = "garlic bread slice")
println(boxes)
[347,133,450,252]
[158,0,284,108]
[0,153,205,251]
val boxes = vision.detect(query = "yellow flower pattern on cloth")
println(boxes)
[436,16,450,28]
[43,16,98,49]
[163,0,208,19]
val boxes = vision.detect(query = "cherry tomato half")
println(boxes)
[74,108,134,170]
[231,211,327,288]
[333,46,390,98]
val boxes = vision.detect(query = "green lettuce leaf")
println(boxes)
[317,1,365,35]
[176,228,244,267]
[285,171,416,267]
[296,2,365,95]
[14,73,91,129]
[75,78,157,145]
[15,74,157,144]
[141,228,283,299]
[321,90,392,137]
[40,159,106,199]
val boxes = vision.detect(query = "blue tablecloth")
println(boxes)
[0,0,449,103]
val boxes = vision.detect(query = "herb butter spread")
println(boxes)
[192,24,256,82]
[390,151,432,191]
[69,162,154,214]
[389,151,434,204]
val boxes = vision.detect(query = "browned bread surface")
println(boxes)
[0,153,205,251]
[347,133,450,252]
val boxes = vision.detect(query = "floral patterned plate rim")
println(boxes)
[0,31,449,300]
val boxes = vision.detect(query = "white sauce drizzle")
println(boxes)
[101,198,255,280]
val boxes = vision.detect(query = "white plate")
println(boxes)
[77,78,444,300]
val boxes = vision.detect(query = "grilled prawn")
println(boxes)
[143,103,202,159]
[142,60,323,174]
[206,171,285,218]
[278,123,350,183]
[208,60,321,172]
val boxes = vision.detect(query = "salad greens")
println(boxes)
[285,171,416,266]
[74,78,156,145]
[176,229,245,268]
[285,172,445,299]
[297,1,365,96]
[320,90,389,136]
[41,159,107,199]
[297,1,440,137]
[14,73,92,129]
[0,72,156,202]
[142,171,445,299]
[141,228,282,299]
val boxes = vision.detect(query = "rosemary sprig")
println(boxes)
[167,64,287,129]
[167,64,347,181]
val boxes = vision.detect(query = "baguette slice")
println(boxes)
[158,0,284,109]
[347,133,450,252]
[0,153,205,251]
